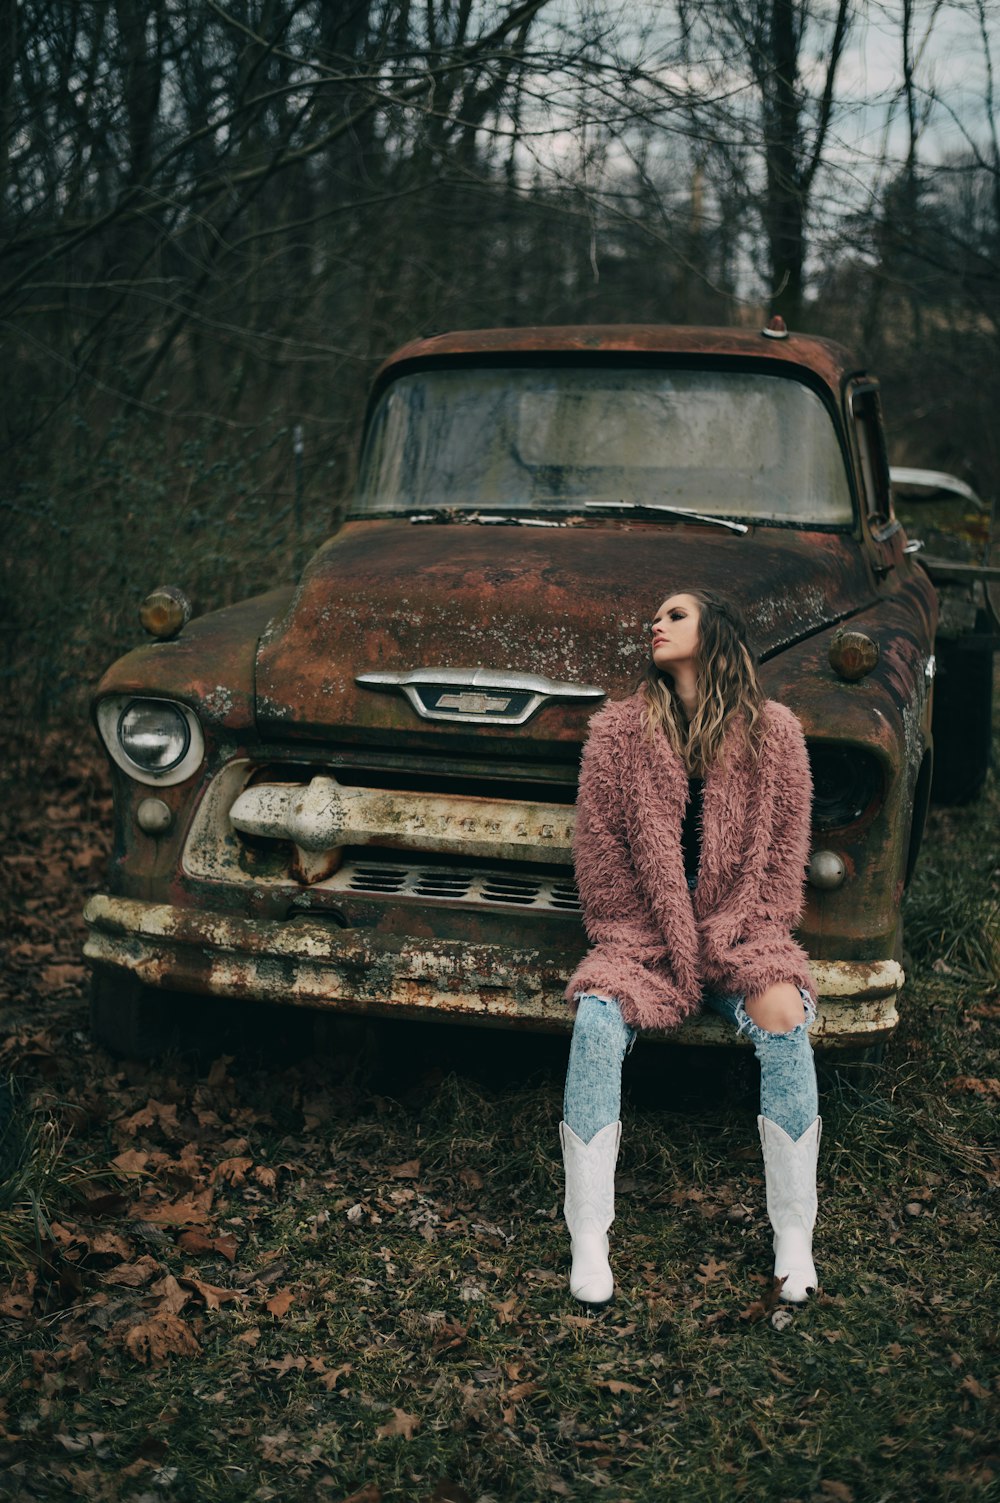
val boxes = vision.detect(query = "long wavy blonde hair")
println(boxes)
[639,588,766,775]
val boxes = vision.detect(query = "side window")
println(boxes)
[850,386,893,525]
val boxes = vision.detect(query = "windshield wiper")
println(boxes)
[347,507,570,527]
[584,500,749,535]
[409,510,567,527]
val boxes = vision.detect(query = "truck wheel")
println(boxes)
[89,965,195,1062]
[931,634,993,805]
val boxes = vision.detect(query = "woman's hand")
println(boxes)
[744,982,809,1032]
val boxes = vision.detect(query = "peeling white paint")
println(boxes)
[83,893,902,1044]
[202,684,235,718]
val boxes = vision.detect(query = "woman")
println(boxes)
[560,588,820,1307]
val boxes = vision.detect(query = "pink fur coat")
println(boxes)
[565,691,816,1031]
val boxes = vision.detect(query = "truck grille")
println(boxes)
[182,759,582,914]
[336,859,581,911]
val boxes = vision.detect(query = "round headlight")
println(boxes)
[118,701,191,773]
[96,695,204,786]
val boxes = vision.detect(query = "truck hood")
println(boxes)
[255,519,874,749]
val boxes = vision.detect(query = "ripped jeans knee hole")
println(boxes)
[734,987,816,1043]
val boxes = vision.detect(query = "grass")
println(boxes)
[0,1076,110,1277]
[0,686,997,1501]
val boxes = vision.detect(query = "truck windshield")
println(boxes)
[354,366,854,525]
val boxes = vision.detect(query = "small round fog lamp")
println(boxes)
[137,797,173,835]
[829,628,879,681]
[139,585,191,640]
[808,850,846,890]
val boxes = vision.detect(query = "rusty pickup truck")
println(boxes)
[83,322,998,1060]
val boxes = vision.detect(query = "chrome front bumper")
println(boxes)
[82,894,902,1047]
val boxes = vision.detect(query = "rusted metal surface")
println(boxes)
[369,325,862,411]
[182,763,583,909]
[83,895,900,1047]
[93,586,294,733]
[255,524,876,745]
[763,579,937,965]
[229,775,575,873]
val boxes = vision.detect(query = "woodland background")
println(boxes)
[3,0,1000,724]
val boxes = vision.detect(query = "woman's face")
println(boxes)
[651,594,702,672]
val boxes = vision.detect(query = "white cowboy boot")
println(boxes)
[559,1119,622,1305]
[757,1115,822,1303]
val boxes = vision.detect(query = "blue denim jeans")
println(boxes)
[563,879,818,1144]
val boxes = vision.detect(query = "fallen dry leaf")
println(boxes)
[318,1361,353,1392]
[133,1192,214,1226]
[0,1274,37,1320]
[102,1254,162,1288]
[738,1278,785,1323]
[122,1310,201,1365]
[263,1353,308,1376]
[88,1231,134,1263]
[695,1256,728,1286]
[375,1407,420,1440]
[947,1076,1000,1098]
[265,1287,295,1319]
[178,1273,245,1311]
[387,1158,421,1179]
[176,1229,238,1262]
[111,1149,149,1175]
[258,1429,295,1462]
[430,1317,467,1354]
[41,964,87,990]
[148,1273,192,1315]
[212,1156,253,1186]
[46,1221,90,1256]
[119,1099,180,1136]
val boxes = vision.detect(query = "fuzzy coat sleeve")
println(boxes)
[568,706,663,951]
[697,702,816,1004]
[563,706,683,1016]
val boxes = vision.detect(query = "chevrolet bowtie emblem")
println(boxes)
[435,692,511,714]
[355,668,606,726]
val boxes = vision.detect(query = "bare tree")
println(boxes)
[671,0,851,325]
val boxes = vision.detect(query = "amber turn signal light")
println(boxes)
[139,585,192,640]
[828,628,879,681]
